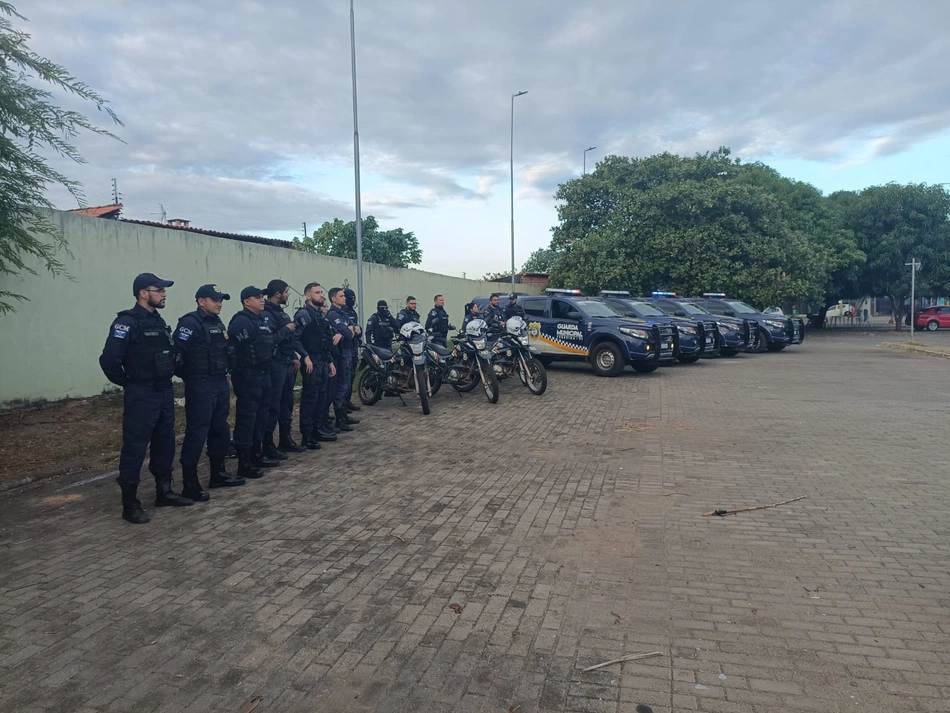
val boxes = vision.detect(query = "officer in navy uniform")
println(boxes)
[341,288,362,414]
[100,273,192,524]
[262,279,310,459]
[483,293,507,335]
[228,286,286,478]
[504,293,526,320]
[366,300,400,346]
[293,282,340,447]
[396,296,421,327]
[174,284,245,499]
[461,302,481,333]
[425,294,455,347]
[327,287,360,432]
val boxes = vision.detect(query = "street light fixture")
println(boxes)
[510,90,528,293]
[583,146,596,175]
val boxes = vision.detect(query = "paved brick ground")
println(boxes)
[1,334,948,713]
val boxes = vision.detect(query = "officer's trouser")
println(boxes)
[232,368,271,448]
[326,358,338,418]
[333,348,355,409]
[117,381,175,486]
[298,360,330,437]
[265,360,293,434]
[432,334,447,347]
[280,362,296,426]
[179,375,231,468]
[347,346,359,398]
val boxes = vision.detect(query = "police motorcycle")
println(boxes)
[488,316,547,395]
[357,321,433,415]
[426,318,500,403]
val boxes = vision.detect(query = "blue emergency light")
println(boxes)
[702,292,727,297]
[545,288,582,295]
[651,291,677,297]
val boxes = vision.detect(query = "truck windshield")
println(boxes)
[673,302,710,316]
[574,300,621,318]
[725,300,758,314]
[623,301,664,316]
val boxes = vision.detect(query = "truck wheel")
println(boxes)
[591,342,624,377]
[677,354,700,364]
[927,320,939,331]
[755,328,769,353]
[631,363,659,374]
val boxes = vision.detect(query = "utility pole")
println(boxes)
[510,90,528,294]
[905,258,921,338]
[302,222,307,240]
[350,0,365,326]
[111,178,121,205]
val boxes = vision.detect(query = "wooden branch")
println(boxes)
[703,495,807,517]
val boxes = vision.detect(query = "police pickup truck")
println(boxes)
[642,292,756,356]
[599,291,718,363]
[688,293,805,352]
[510,289,677,376]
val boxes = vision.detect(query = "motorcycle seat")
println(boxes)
[429,343,453,357]
[365,344,393,360]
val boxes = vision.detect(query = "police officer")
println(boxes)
[504,293,526,320]
[396,296,421,327]
[425,294,455,347]
[366,300,400,346]
[229,286,287,478]
[294,282,341,447]
[341,288,362,413]
[174,284,245,499]
[263,279,310,458]
[483,294,507,334]
[461,302,481,333]
[100,272,192,524]
[327,287,360,432]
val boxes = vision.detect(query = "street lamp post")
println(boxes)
[510,90,527,294]
[583,146,596,175]
[349,0,364,325]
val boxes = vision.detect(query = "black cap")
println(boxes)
[132,272,174,295]
[508,293,518,300]
[240,286,264,302]
[195,284,230,301]
[264,279,288,297]
[377,299,388,307]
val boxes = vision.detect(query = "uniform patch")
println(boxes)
[113,323,130,333]
[113,328,128,339]
[177,327,193,341]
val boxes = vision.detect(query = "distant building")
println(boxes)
[490,272,549,288]
[69,203,122,220]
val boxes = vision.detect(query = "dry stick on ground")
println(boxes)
[237,698,263,713]
[579,651,663,672]
[703,495,807,517]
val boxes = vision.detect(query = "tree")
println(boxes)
[547,149,851,307]
[521,247,558,273]
[0,2,122,314]
[293,216,422,268]
[830,183,950,330]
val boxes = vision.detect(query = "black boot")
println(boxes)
[252,442,280,468]
[278,421,307,453]
[154,473,195,507]
[120,483,150,524]
[209,458,245,488]
[340,410,360,425]
[226,440,238,459]
[334,408,354,432]
[315,423,338,441]
[237,448,265,479]
[345,400,361,412]
[181,464,210,502]
[303,430,322,450]
[262,432,288,461]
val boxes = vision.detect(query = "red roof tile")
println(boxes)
[69,204,123,218]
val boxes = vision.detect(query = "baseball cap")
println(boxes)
[240,286,265,301]
[195,284,230,301]
[508,293,518,300]
[132,272,174,295]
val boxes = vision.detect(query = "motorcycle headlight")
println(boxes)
[474,338,486,350]
[764,320,786,329]
[677,325,696,335]
[619,326,650,340]
[410,341,424,355]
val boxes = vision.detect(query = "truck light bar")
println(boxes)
[702,292,727,297]
[599,290,631,296]
[545,288,582,295]
[651,291,677,297]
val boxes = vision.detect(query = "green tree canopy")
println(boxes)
[293,216,422,269]
[521,247,558,273]
[0,1,122,313]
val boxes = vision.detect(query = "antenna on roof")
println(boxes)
[302,222,308,240]
[151,203,167,223]
[111,178,122,205]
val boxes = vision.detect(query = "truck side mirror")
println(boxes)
[566,311,582,321]
[674,310,686,317]
[724,310,735,317]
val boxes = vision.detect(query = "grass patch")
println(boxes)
[880,340,950,359]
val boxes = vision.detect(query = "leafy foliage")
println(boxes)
[293,216,422,269]
[521,247,558,273]
[0,2,122,313]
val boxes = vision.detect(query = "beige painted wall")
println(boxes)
[0,210,540,405]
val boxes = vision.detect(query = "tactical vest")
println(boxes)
[182,311,231,376]
[299,305,332,357]
[235,313,275,369]
[119,310,176,382]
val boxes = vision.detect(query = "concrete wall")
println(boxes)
[0,210,540,405]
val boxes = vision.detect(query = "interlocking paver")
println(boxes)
[1,333,948,712]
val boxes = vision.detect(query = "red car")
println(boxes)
[912,306,950,331]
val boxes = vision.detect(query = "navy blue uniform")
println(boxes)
[483,305,507,335]
[294,303,334,437]
[396,307,421,327]
[99,304,177,486]
[174,308,232,469]
[425,306,454,347]
[366,311,400,347]
[341,303,361,397]
[327,305,355,410]
[263,301,302,435]
[228,308,276,448]
[504,303,526,320]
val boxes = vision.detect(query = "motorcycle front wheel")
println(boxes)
[454,363,480,393]
[477,359,500,404]
[521,356,548,395]
[427,363,443,397]
[358,368,383,405]
[415,364,431,415]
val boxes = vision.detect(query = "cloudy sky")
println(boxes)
[21,0,950,277]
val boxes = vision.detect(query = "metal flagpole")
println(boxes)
[350,0,364,325]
